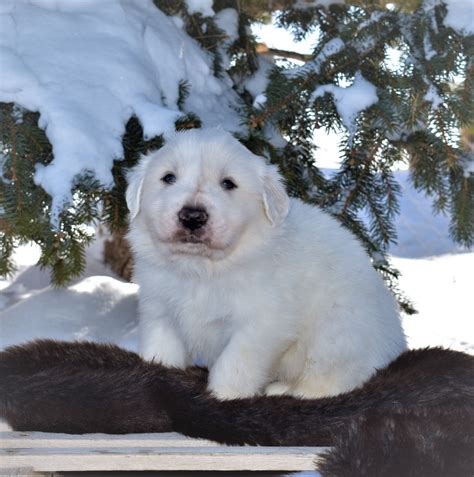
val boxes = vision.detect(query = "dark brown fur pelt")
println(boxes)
[0,339,207,434]
[318,408,474,477]
[157,347,474,443]
[155,347,474,476]
[0,341,473,476]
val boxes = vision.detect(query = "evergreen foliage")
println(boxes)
[0,0,472,312]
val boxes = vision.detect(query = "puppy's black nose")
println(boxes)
[178,206,209,230]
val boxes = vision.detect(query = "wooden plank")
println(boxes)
[0,422,12,432]
[0,431,216,448]
[0,467,37,477]
[0,445,328,472]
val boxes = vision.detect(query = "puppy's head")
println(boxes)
[126,129,289,260]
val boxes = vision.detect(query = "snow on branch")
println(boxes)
[312,72,378,143]
[294,0,345,8]
[287,38,345,78]
[441,0,474,35]
[0,0,240,226]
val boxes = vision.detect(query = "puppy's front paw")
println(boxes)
[208,381,255,400]
[208,370,260,400]
[141,346,186,368]
[265,381,291,396]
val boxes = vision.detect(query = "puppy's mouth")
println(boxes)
[178,235,207,244]
[173,229,208,245]
[166,229,227,254]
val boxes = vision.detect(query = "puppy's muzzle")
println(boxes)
[178,206,209,231]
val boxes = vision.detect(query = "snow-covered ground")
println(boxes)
[394,253,473,354]
[2,245,471,354]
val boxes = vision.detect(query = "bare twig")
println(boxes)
[256,42,313,62]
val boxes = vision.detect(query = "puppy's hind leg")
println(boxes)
[265,341,306,396]
[208,324,291,400]
[288,358,375,398]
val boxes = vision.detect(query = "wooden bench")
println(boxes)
[0,431,329,475]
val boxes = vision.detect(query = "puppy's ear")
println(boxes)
[261,164,290,226]
[126,154,153,221]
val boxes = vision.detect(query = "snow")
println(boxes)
[357,11,385,32]
[244,55,274,102]
[295,0,345,8]
[0,275,139,352]
[390,171,467,257]
[312,72,378,142]
[0,236,139,352]
[184,0,214,18]
[253,94,267,108]
[394,253,474,355]
[423,83,443,109]
[463,155,474,176]
[443,0,474,35]
[288,38,345,77]
[0,0,240,225]
[214,8,239,43]
[423,0,474,35]
[423,33,437,60]
[313,38,345,70]
[214,8,239,70]
[252,16,318,58]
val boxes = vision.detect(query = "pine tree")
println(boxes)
[0,0,472,314]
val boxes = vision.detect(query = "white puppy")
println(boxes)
[126,129,406,399]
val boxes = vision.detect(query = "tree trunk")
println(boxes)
[103,228,133,282]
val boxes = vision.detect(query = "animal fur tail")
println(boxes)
[0,339,207,434]
[0,341,473,476]
[318,408,474,477]
[153,346,474,476]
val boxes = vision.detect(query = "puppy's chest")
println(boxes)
[177,283,232,324]
[173,282,235,362]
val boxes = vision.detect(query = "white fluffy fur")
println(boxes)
[127,129,407,399]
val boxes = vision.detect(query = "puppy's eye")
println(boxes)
[161,173,177,185]
[221,178,237,190]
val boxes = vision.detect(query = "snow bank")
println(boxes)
[395,253,474,355]
[0,275,139,352]
[388,171,467,258]
[0,0,240,225]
